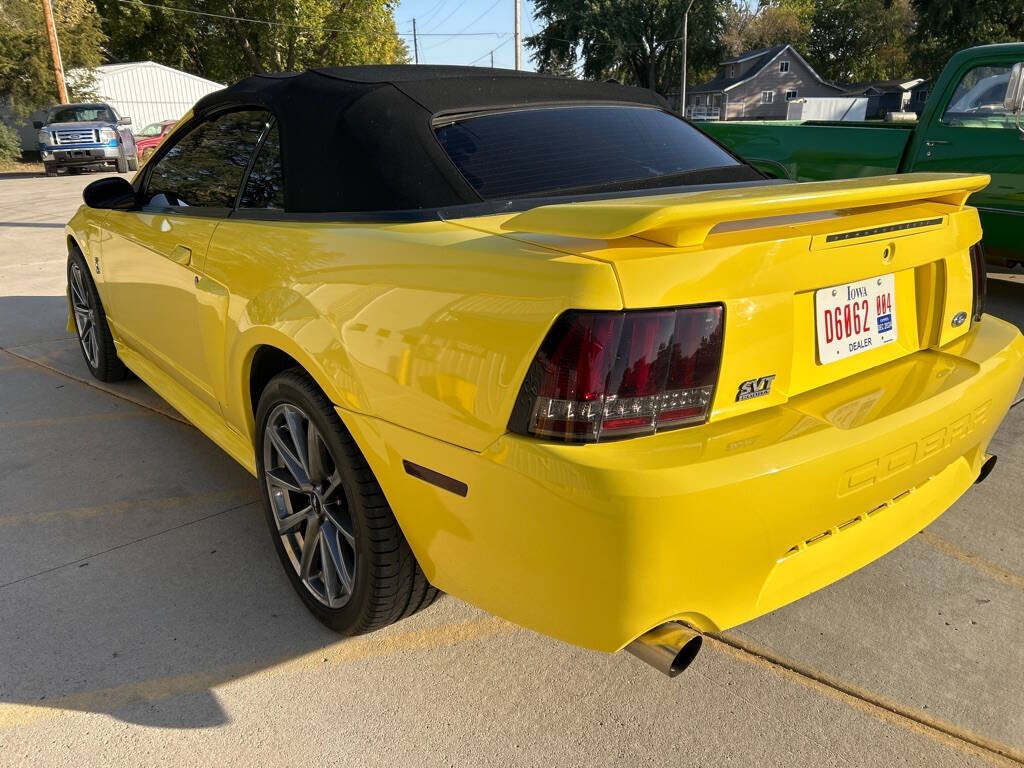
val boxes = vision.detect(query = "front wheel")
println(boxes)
[115,149,128,173]
[127,154,138,172]
[255,370,438,634]
[43,162,58,177]
[67,248,127,382]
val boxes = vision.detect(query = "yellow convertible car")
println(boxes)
[65,67,1024,676]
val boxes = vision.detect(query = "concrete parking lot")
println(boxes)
[1,171,1022,767]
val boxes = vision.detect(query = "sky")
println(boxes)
[393,0,541,71]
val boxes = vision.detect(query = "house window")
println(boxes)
[696,95,705,106]
[727,65,736,78]
[779,61,790,73]
[761,91,775,104]
[917,89,928,102]
[785,90,798,101]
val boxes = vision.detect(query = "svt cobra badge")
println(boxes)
[737,375,776,402]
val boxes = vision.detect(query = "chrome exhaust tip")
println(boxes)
[625,621,703,677]
[976,453,997,485]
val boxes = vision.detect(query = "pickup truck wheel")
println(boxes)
[127,154,138,172]
[67,248,128,382]
[255,370,439,635]
[43,162,58,177]
[115,149,128,174]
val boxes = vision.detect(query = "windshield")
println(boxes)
[434,105,749,200]
[48,105,116,124]
[138,122,165,137]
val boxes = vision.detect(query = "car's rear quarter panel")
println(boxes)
[202,218,622,451]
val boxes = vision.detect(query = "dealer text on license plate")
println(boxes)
[815,274,897,364]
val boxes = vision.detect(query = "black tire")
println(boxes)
[128,154,139,172]
[115,149,128,173]
[67,248,128,382]
[255,369,438,635]
[44,162,58,177]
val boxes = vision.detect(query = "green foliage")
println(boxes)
[0,0,106,115]
[724,1,810,57]
[0,121,22,162]
[91,0,408,83]
[806,0,913,82]
[911,0,1024,80]
[526,0,731,96]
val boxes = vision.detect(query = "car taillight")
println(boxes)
[509,305,724,443]
[969,241,986,323]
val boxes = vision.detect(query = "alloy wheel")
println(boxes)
[262,403,356,608]
[69,262,99,368]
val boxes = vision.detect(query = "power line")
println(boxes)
[425,0,503,50]
[111,0,507,36]
[424,0,470,33]
[466,34,512,66]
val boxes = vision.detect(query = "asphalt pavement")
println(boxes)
[1,171,1022,767]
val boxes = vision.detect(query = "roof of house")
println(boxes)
[842,78,927,95]
[690,44,841,95]
[189,65,670,213]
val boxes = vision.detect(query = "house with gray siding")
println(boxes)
[685,45,843,120]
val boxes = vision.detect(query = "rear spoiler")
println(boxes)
[500,173,990,248]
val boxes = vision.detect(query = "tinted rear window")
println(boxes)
[434,105,742,199]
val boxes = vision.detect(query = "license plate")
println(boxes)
[815,274,897,364]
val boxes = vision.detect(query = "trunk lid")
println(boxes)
[449,173,989,425]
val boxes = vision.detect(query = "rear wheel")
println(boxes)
[255,370,438,634]
[67,248,127,382]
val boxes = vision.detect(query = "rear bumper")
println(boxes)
[342,315,1024,652]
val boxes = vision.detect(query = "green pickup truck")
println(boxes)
[699,44,1024,266]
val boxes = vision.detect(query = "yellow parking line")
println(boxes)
[0,615,511,730]
[0,410,160,429]
[918,530,1024,592]
[0,487,255,529]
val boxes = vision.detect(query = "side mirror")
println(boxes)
[118,116,132,126]
[33,120,43,129]
[1003,62,1024,114]
[83,177,137,210]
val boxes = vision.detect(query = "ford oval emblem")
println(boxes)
[952,311,968,327]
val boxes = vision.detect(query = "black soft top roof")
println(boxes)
[192,66,670,213]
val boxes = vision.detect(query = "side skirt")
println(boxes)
[114,340,258,476]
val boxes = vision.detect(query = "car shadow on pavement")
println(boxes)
[0,295,456,729]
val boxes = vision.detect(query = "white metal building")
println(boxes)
[69,61,224,132]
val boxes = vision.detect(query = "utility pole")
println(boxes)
[680,0,695,116]
[514,0,521,70]
[412,18,419,64]
[41,0,68,103]
[490,51,494,68]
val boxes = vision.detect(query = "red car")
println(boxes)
[134,120,177,161]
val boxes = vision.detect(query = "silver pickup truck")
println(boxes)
[34,102,138,177]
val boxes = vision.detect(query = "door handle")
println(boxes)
[169,244,192,266]
[925,140,951,147]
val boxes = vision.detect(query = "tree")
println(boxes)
[723,1,810,58]
[912,0,1024,80]
[806,0,913,83]
[526,0,731,97]
[0,0,106,114]
[91,0,408,83]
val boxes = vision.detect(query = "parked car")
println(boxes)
[134,120,177,162]
[35,102,138,177]
[63,67,1024,677]
[698,44,1024,266]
